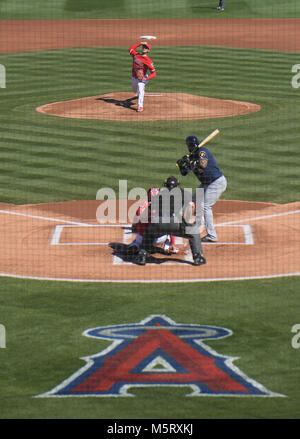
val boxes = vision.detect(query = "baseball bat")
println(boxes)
[198,129,220,148]
[176,129,220,169]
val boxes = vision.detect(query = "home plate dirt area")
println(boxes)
[0,199,299,282]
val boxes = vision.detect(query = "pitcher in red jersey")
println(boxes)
[129,42,156,112]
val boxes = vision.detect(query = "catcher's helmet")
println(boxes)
[164,176,179,190]
[185,135,199,152]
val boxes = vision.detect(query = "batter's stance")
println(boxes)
[177,135,227,243]
[129,42,156,112]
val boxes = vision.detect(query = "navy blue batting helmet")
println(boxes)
[185,135,199,152]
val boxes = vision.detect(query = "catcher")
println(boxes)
[134,177,206,266]
[129,41,156,112]
[128,185,180,255]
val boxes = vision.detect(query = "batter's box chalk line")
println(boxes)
[49,223,254,266]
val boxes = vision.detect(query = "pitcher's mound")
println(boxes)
[36,92,261,121]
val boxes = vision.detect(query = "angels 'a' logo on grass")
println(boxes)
[36,315,284,398]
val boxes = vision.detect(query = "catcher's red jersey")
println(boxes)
[132,201,151,236]
[129,43,156,81]
[132,198,176,246]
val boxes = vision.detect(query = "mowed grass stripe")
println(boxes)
[0,46,299,203]
[1,0,300,19]
[0,276,299,418]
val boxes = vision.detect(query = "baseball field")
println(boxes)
[0,0,300,423]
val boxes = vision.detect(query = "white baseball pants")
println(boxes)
[131,77,148,109]
[197,175,227,241]
[129,233,170,249]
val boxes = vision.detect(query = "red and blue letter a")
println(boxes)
[36,315,283,398]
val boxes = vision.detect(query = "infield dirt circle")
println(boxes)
[1,18,300,282]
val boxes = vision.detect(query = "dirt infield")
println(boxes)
[1,18,300,282]
[7,18,296,121]
[0,200,299,282]
[1,19,300,53]
[36,92,261,121]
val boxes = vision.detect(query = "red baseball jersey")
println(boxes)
[129,43,156,81]
[132,199,175,246]
[132,200,151,236]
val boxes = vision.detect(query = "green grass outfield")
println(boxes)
[0,0,300,420]
[0,46,300,204]
[0,0,300,19]
[0,276,299,419]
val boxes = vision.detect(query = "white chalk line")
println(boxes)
[1,207,299,227]
[216,209,300,226]
[50,224,253,269]
[0,272,299,283]
[111,225,252,266]
[50,224,131,246]
[0,209,91,226]
[0,206,299,282]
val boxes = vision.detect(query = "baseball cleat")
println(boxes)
[137,107,143,112]
[193,254,206,266]
[201,235,218,243]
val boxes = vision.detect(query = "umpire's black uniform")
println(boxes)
[135,176,206,266]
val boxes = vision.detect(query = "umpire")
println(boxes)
[135,176,206,266]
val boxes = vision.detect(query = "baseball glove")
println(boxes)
[176,155,190,176]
